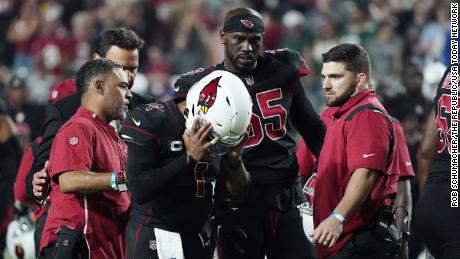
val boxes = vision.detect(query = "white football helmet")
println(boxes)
[298,172,317,243]
[185,70,252,156]
[6,205,35,259]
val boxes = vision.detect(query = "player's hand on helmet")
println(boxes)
[311,216,342,247]
[183,117,217,161]
[224,132,248,161]
[32,161,50,199]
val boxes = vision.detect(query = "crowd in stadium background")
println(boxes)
[0,0,453,258]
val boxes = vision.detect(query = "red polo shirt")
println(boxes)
[40,107,130,259]
[314,89,399,258]
[393,120,415,178]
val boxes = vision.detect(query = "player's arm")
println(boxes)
[48,120,127,195]
[126,143,190,204]
[334,168,380,218]
[26,103,63,200]
[290,80,326,157]
[311,168,379,247]
[391,120,413,259]
[126,118,215,204]
[392,119,413,232]
[219,133,251,200]
[58,170,116,194]
[395,177,411,259]
[122,105,192,204]
[416,109,438,192]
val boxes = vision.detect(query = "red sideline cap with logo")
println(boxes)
[47,79,77,103]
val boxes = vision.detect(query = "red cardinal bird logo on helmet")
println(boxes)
[240,19,254,28]
[198,76,221,114]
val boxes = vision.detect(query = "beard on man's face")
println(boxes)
[325,81,358,107]
[226,48,256,72]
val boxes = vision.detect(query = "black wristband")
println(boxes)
[186,153,197,166]
[401,231,410,241]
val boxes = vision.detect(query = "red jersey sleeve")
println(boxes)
[394,121,415,178]
[345,110,393,175]
[48,122,94,183]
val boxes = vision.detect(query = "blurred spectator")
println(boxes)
[171,0,214,73]
[422,60,447,100]
[311,19,340,68]
[21,1,74,102]
[262,10,283,50]
[415,2,450,64]
[300,45,324,112]
[145,0,175,54]
[368,0,398,24]
[68,11,96,72]
[4,76,45,146]
[6,0,38,72]
[338,1,368,45]
[0,0,17,67]
[207,1,241,65]
[384,58,431,168]
[29,1,74,77]
[281,10,313,52]
[366,22,403,94]
[145,45,173,101]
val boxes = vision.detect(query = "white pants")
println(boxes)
[154,228,185,259]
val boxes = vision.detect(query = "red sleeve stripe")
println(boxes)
[122,124,161,145]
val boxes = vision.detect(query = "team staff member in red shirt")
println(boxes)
[39,59,132,259]
[296,119,413,258]
[387,118,414,259]
[30,28,150,254]
[311,43,399,258]
[391,119,414,259]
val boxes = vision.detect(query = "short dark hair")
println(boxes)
[93,27,144,57]
[76,58,123,93]
[322,43,371,82]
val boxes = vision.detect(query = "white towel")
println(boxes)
[154,228,185,259]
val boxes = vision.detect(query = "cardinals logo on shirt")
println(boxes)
[241,19,254,28]
[198,76,220,114]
